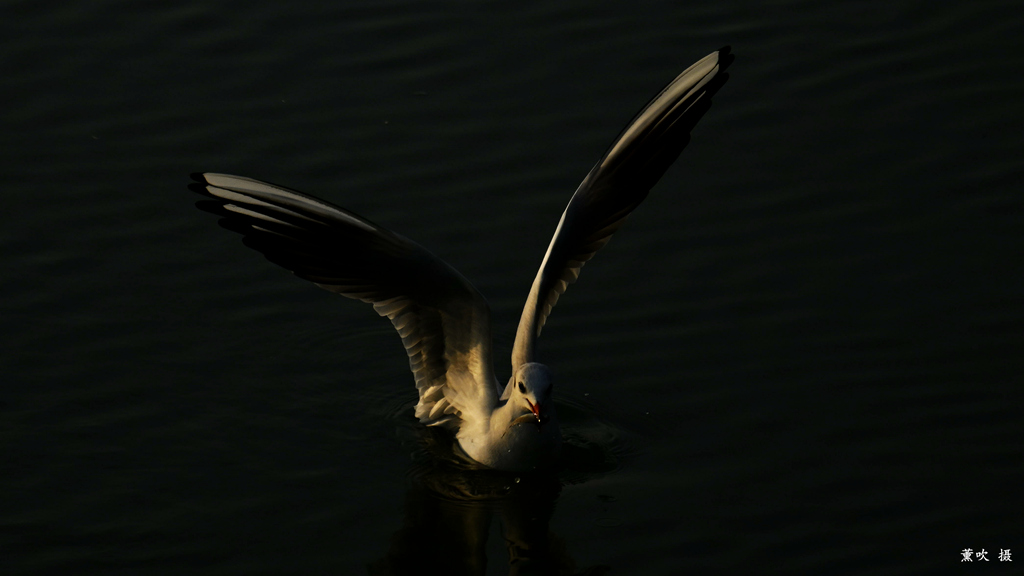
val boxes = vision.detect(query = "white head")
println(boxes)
[510,362,555,427]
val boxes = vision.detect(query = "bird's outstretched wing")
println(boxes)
[190,173,499,429]
[511,47,733,369]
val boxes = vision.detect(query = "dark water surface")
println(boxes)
[3,1,1023,574]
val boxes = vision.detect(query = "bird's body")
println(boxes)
[454,362,561,470]
[191,48,732,472]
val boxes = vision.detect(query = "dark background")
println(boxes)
[2,1,1022,574]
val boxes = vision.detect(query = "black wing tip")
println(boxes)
[189,172,209,183]
[188,182,215,199]
[716,46,735,72]
[194,198,226,214]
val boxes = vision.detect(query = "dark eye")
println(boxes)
[517,381,526,393]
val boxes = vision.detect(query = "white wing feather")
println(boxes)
[191,173,499,428]
[511,48,733,369]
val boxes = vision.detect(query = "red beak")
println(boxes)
[525,398,542,422]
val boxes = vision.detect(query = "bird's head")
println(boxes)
[510,362,554,427]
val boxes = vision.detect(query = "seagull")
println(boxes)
[190,47,732,472]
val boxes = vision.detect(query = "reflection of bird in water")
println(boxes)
[370,438,611,576]
[191,47,732,473]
